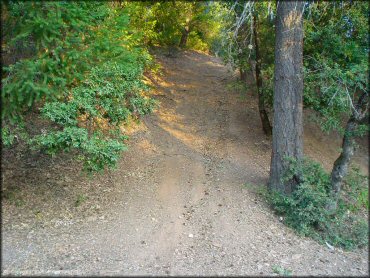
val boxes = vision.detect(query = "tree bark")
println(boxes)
[236,19,249,84]
[269,1,304,194]
[253,13,272,137]
[179,27,189,48]
[330,91,368,207]
[240,68,247,83]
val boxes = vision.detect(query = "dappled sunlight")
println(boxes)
[158,121,201,150]
[155,106,203,151]
[137,138,160,154]
[2,1,368,276]
[283,9,302,29]
[146,51,274,171]
[204,60,225,68]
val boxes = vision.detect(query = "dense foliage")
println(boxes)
[2,1,155,172]
[304,1,369,135]
[127,1,221,52]
[215,1,368,136]
[260,158,368,250]
[1,1,225,172]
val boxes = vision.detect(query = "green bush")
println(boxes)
[31,59,156,172]
[263,158,368,250]
[344,167,369,211]
[2,2,156,173]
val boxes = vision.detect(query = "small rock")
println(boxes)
[87,216,97,222]
[56,180,64,186]
[325,241,335,251]
[188,233,194,238]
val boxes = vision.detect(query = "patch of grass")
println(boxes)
[75,194,88,207]
[3,189,17,201]
[14,198,25,207]
[2,187,25,207]
[35,210,43,220]
[272,265,292,276]
[343,166,369,211]
[226,80,248,96]
[243,183,267,195]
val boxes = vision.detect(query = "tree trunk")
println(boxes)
[236,20,248,84]
[269,1,304,194]
[240,68,247,83]
[330,92,368,208]
[253,13,272,137]
[179,27,189,48]
[330,117,357,203]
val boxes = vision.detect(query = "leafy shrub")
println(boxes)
[2,2,109,121]
[272,265,292,276]
[2,2,156,173]
[31,59,156,172]
[263,158,368,250]
[187,32,209,52]
[1,122,29,147]
[343,167,369,211]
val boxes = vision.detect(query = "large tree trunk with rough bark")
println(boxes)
[253,13,272,137]
[330,92,369,208]
[269,1,304,194]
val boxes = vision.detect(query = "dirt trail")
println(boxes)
[2,50,368,276]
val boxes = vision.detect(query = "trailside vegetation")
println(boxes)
[2,2,156,172]
[1,0,368,249]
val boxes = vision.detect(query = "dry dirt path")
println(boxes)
[2,50,368,276]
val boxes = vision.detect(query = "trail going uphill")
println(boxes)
[2,50,368,276]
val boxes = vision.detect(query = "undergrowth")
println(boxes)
[254,158,368,250]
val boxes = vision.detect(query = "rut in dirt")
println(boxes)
[2,50,368,276]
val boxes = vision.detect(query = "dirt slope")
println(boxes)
[2,50,368,276]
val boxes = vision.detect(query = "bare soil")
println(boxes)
[1,50,368,276]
